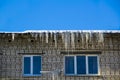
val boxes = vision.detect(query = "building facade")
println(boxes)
[0,30,120,80]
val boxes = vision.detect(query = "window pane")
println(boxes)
[88,56,98,74]
[65,56,74,74]
[77,56,86,74]
[33,56,41,75]
[24,57,31,74]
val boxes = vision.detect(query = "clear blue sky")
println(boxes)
[0,0,120,31]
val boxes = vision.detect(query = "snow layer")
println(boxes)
[0,30,120,33]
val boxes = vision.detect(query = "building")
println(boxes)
[0,30,120,80]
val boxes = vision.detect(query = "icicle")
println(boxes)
[31,33,34,37]
[65,32,70,50]
[38,33,41,39]
[101,33,104,42]
[62,32,69,49]
[85,32,89,43]
[46,32,49,43]
[76,31,79,39]
[85,32,89,48]
[54,32,57,48]
[71,32,75,49]
[35,33,38,40]
[41,32,44,44]
[12,33,15,41]
[80,32,84,48]
[64,32,68,50]
[109,36,112,48]
[50,32,53,39]
[61,32,65,44]
[38,33,42,41]
[98,32,104,43]
[89,32,92,42]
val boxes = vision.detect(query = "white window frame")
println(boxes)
[86,55,100,76]
[64,55,100,76]
[23,55,42,76]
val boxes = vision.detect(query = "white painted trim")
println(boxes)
[97,55,100,75]
[87,55,99,75]
[22,56,24,76]
[86,56,88,74]
[74,56,77,74]
[31,56,33,75]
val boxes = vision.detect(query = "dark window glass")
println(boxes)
[88,56,98,74]
[33,56,41,75]
[24,57,31,74]
[77,56,86,74]
[65,56,74,74]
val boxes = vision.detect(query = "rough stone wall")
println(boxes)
[0,32,120,80]
[100,34,120,80]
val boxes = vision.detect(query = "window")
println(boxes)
[65,56,74,74]
[65,55,99,75]
[23,55,41,76]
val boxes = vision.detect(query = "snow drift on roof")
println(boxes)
[0,30,120,33]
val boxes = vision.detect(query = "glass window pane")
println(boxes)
[77,56,86,74]
[88,56,98,74]
[65,56,74,74]
[33,56,41,75]
[24,57,31,74]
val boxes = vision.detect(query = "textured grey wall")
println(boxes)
[0,32,120,80]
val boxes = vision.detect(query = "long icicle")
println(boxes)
[71,32,75,49]
[64,32,68,50]
[12,33,15,41]
[35,33,38,40]
[85,32,89,49]
[46,32,49,43]
[81,32,84,48]
[54,32,57,48]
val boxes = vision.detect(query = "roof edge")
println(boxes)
[0,30,120,33]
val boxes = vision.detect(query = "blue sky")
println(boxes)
[0,0,120,31]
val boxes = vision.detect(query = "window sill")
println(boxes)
[64,74,102,77]
[23,74,42,77]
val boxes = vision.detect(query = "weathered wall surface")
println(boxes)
[0,32,120,80]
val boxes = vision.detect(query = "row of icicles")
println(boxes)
[11,32,104,49]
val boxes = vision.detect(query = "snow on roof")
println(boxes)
[24,30,120,33]
[0,30,120,33]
